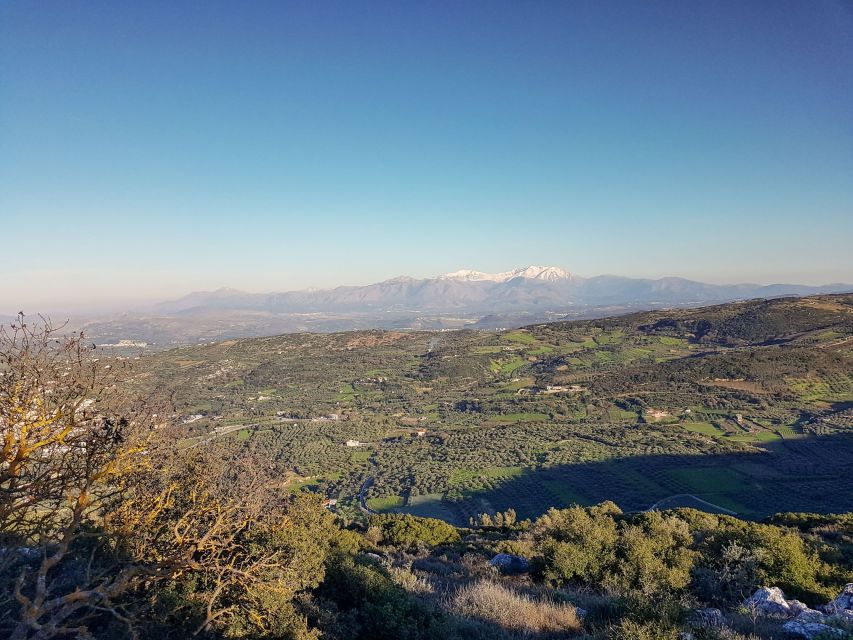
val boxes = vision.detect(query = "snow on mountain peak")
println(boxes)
[438,266,571,283]
[438,269,498,282]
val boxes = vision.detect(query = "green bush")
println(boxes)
[370,513,461,548]
[611,512,695,596]
[534,504,618,584]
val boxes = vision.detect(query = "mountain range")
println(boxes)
[75,267,851,348]
[157,266,851,315]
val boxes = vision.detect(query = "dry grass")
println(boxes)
[388,564,435,594]
[448,579,581,635]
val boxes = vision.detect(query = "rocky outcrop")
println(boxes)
[743,585,853,639]
[742,587,820,618]
[822,583,853,615]
[691,607,725,628]
[782,618,846,639]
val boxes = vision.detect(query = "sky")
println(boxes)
[1,1,852,312]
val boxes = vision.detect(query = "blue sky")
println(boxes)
[1,1,852,311]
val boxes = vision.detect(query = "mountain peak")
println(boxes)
[438,266,572,283]
[509,266,572,281]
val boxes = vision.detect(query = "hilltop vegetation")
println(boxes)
[132,294,853,523]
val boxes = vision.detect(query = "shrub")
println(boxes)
[319,557,450,640]
[611,512,696,596]
[608,619,679,640]
[533,504,619,585]
[370,514,461,548]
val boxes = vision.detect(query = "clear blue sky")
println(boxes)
[1,1,852,311]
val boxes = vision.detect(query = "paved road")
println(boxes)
[358,476,376,515]
[646,493,737,516]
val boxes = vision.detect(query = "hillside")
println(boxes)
[132,294,853,523]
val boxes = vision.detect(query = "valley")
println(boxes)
[131,294,853,525]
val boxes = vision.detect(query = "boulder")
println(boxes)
[489,553,529,572]
[787,600,825,619]
[823,583,853,615]
[743,586,796,617]
[744,584,853,637]
[691,608,725,628]
[782,617,846,639]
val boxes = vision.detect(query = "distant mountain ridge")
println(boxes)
[157,267,852,315]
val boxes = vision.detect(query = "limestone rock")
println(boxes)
[782,617,846,639]
[743,586,796,617]
[823,583,853,615]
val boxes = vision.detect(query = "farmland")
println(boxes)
[131,294,853,523]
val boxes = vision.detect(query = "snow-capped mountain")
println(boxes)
[438,266,572,282]
[155,267,851,316]
[76,268,851,347]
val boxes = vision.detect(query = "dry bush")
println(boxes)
[448,579,581,635]
[0,315,165,639]
[0,315,338,640]
[388,564,435,594]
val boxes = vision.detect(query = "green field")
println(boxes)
[367,495,405,511]
[503,330,537,345]
[449,466,525,487]
[682,422,724,437]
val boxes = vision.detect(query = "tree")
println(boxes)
[0,315,339,639]
[533,505,619,585]
[1,315,159,639]
[611,512,695,597]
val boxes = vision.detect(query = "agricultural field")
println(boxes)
[131,294,853,523]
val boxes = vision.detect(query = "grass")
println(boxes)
[503,330,537,345]
[499,376,535,391]
[558,342,584,354]
[449,466,525,486]
[448,580,581,634]
[336,383,358,401]
[527,345,555,355]
[608,408,637,422]
[490,356,527,376]
[593,331,624,345]
[367,495,405,511]
[400,493,460,522]
[682,422,724,437]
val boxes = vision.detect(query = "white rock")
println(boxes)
[743,586,796,617]
[823,583,853,615]
[782,618,846,639]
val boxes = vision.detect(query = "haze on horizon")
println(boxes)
[2,1,852,313]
